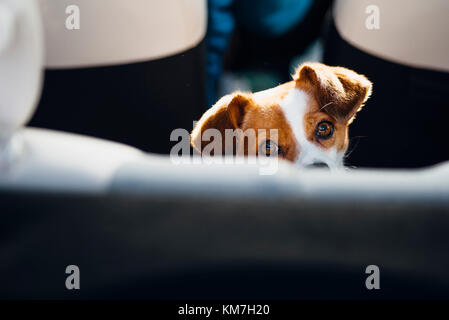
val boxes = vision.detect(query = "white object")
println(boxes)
[334,0,449,72]
[0,0,144,192]
[38,0,207,68]
[0,3,15,53]
[1,128,144,193]
[0,0,43,145]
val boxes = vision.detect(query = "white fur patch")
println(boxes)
[280,88,345,169]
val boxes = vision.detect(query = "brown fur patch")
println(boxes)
[294,62,372,124]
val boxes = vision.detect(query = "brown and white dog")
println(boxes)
[191,63,372,169]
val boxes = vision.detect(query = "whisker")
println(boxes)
[344,136,367,159]
[319,101,334,112]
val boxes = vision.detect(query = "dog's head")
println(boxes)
[191,63,372,169]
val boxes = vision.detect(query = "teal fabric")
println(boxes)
[234,0,313,37]
[206,0,235,107]
[205,0,313,107]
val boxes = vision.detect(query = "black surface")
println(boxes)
[2,190,449,299]
[29,40,206,154]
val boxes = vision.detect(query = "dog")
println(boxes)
[191,62,372,169]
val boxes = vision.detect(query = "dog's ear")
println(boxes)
[191,92,252,153]
[294,63,372,124]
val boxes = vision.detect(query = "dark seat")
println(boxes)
[2,159,449,299]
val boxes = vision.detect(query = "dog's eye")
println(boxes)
[315,121,334,139]
[259,139,280,157]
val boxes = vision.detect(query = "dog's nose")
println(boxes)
[306,162,330,169]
